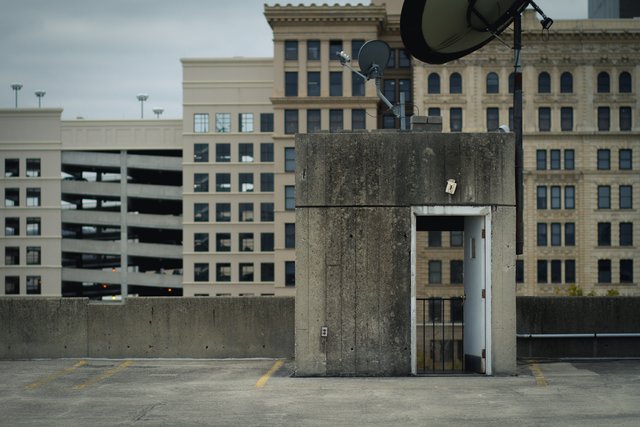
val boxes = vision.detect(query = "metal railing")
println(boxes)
[416,297,465,373]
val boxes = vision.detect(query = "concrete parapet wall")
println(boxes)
[0,297,294,359]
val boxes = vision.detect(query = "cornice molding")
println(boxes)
[264,4,386,27]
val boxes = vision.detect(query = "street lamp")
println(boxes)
[35,90,46,108]
[10,83,22,108]
[152,107,164,119]
[136,93,148,119]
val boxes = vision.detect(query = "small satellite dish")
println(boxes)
[401,0,530,64]
[358,40,391,79]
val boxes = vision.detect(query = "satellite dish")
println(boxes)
[401,0,530,64]
[358,40,391,78]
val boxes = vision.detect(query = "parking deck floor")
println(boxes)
[1,358,639,426]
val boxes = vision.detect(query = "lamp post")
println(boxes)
[35,90,46,108]
[10,83,22,108]
[152,107,164,119]
[136,93,148,119]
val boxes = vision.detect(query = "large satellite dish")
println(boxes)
[401,0,530,64]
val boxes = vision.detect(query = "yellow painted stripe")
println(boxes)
[26,360,87,390]
[72,360,133,390]
[255,360,284,389]
[529,362,548,386]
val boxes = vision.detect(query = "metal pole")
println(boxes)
[514,13,524,255]
[400,91,406,130]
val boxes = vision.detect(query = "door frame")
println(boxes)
[411,206,492,375]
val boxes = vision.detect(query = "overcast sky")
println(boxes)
[0,0,588,120]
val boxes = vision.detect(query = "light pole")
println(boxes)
[136,93,148,119]
[152,107,164,119]
[35,90,46,108]
[10,83,22,108]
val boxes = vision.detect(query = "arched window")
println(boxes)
[428,73,440,94]
[450,72,462,94]
[538,72,551,93]
[597,71,610,93]
[486,72,499,93]
[560,72,573,93]
[508,72,515,94]
[619,71,632,93]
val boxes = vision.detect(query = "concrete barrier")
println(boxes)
[0,297,294,359]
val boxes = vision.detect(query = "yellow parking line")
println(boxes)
[72,360,133,390]
[26,360,87,390]
[255,360,284,389]
[529,362,548,386]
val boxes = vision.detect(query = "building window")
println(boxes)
[351,39,365,59]
[261,232,274,252]
[508,72,515,94]
[550,260,562,283]
[261,203,274,222]
[565,186,575,209]
[215,203,229,222]
[285,186,295,210]
[619,149,632,170]
[398,49,411,67]
[307,40,320,60]
[284,40,298,60]
[565,260,576,283]
[428,231,442,247]
[5,217,19,236]
[307,109,321,133]
[216,233,231,252]
[284,109,299,135]
[239,203,254,222]
[329,109,343,132]
[486,108,499,132]
[450,231,463,247]
[450,108,463,132]
[5,247,19,265]
[509,107,514,131]
[26,188,41,206]
[5,276,19,295]
[26,158,41,177]
[194,143,208,162]
[619,71,632,93]
[216,263,231,282]
[387,48,396,68]
[550,186,561,209]
[620,222,633,246]
[239,143,253,162]
[4,158,19,177]
[486,72,499,93]
[550,150,561,170]
[215,113,231,133]
[538,72,551,93]
[193,113,209,133]
[260,173,274,192]
[619,107,632,131]
[285,72,298,97]
[598,259,611,283]
[330,72,342,96]
[329,40,342,59]
[551,223,561,246]
[383,115,396,129]
[285,147,295,172]
[620,259,633,283]
[352,73,365,96]
[399,79,412,102]
[383,79,396,103]
[26,246,40,265]
[450,260,463,284]
[597,149,611,170]
[538,107,551,131]
[215,143,230,162]
[564,149,575,170]
[619,185,632,209]
[565,223,575,246]
[239,233,254,252]
[260,143,274,162]
[26,276,41,295]
[239,173,254,192]
[194,233,209,252]
[194,203,209,222]
[352,109,366,130]
[307,72,320,96]
[516,260,524,283]
[561,107,573,131]
[428,73,440,94]
[537,260,547,283]
[449,72,462,94]
[597,107,610,131]
[597,71,610,93]
[598,222,611,246]
[427,108,440,117]
[536,186,547,209]
[260,113,274,132]
[428,260,442,284]
[560,72,573,93]
[537,223,547,246]
[285,223,295,249]
[215,173,230,192]
[285,261,296,286]
[239,263,254,282]
[536,150,547,170]
[239,113,254,132]
[261,263,275,282]
[598,185,611,209]
[193,174,208,192]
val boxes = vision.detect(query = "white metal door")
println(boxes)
[463,216,486,373]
